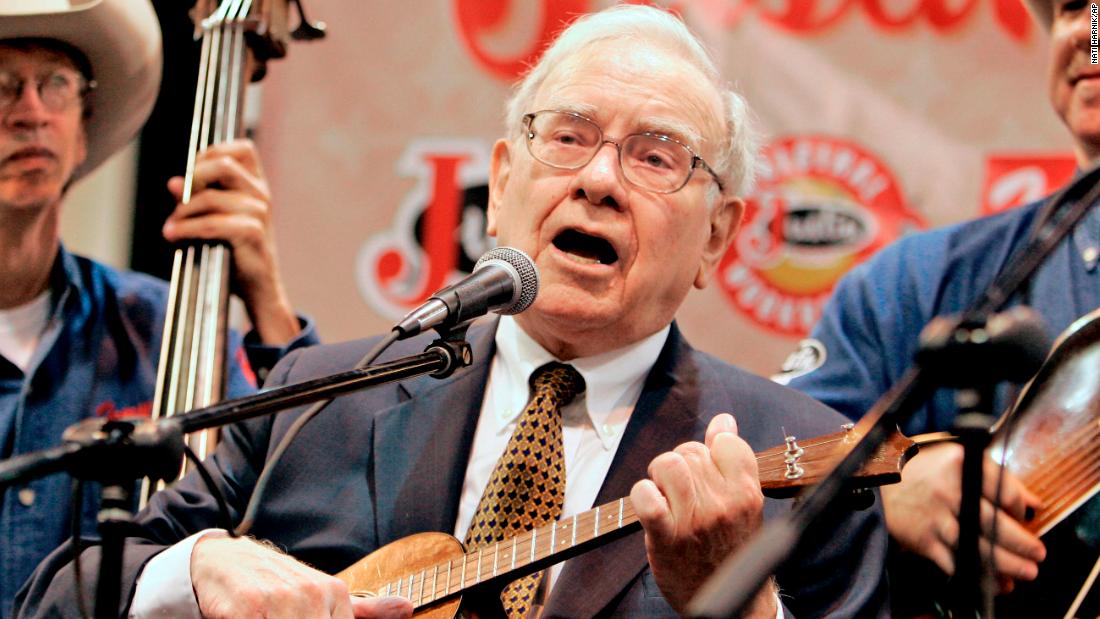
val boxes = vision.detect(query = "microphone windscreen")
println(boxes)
[475,247,539,315]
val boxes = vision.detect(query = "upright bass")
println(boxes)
[141,0,324,505]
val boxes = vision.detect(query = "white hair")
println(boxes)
[504,4,758,197]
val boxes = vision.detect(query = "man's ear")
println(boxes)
[486,139,512,238]
[61,124,90,195]
[694,196,743,289]
[75,122,88,168]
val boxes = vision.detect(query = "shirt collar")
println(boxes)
[51,244,84,315]
[1072,197,1100,272]
[492,315,670,448]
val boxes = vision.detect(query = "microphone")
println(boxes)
[915,306,1051,386]
[392,246,539,339]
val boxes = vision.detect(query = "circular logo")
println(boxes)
[771,338,828,385]
[719,135,924,335]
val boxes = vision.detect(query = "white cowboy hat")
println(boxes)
[0,0,162,180]
[1024,0,1052,28]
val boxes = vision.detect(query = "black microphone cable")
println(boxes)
[235,330,398,536]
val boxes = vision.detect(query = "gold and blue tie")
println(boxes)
[464,362,586,618]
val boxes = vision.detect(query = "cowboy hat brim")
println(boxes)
[0,0,162,180]
[1024,0,1053,28]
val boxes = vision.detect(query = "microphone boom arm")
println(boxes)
[0,333,473,490]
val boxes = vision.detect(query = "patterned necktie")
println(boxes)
[464,362,586,618]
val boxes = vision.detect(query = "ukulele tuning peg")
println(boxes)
[841,422,858,443]
[783,435,805,480]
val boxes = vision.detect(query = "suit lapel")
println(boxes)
[544,326,706,617]
[371,321,497,545]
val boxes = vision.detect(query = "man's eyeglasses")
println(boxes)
[0,68,94,113]
[522,110,724,194]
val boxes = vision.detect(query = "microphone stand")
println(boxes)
[952,388,998,618]
[0,328,473,619]
[914,309,1050,618]
[688,163,1100,618]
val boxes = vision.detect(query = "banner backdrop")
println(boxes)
[259,0,1073,376]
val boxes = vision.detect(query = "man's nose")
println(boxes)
[584,141,623,186]
[574,141,624,208]
[5,82,51,125]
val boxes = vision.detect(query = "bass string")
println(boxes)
[1021,419,1100,494]
[189,9,246,411]
[158,1,247,485]
[1028,459,1100,532]
[1019,420,1100,529]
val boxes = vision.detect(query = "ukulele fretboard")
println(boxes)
[375,497,638,608]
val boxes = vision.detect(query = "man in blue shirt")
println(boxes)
[0,0,315,615]
[782,0,1100,615]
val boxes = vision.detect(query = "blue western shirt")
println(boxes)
[0,247,316,617]
[785,195,1100,616]
[787,196,1100,434]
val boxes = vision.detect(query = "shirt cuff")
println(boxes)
[129,529,224,619]
[244,314,319,383]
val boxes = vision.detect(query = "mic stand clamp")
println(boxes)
[426,323,474,379]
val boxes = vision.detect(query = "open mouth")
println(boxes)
[553,229,619,265]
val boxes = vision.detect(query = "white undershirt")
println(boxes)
[0,290,52,372]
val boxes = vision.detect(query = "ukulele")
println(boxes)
[336,425,916,618]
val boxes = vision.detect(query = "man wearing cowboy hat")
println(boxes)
[0,0,315,615]
[778,0,1100,615]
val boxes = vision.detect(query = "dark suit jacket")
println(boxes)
[15,320,888,618]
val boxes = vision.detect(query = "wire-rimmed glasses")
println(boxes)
[523,109,724,194]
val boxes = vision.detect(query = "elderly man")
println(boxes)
[782,0,1100,616]
[16,5,887,618]
[0,1,314,615]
